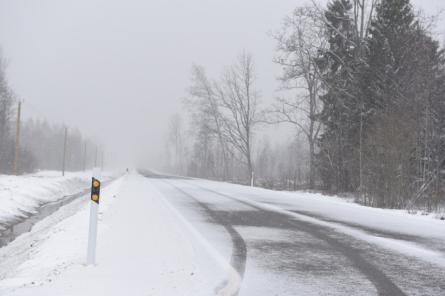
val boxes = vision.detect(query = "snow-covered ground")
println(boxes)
[0,174,230,296]
[0,171,115,230]
[0,172,444,295]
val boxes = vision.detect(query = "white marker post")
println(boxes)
[87,168,101,265]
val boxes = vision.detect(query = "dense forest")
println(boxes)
[164,0,445,212]
[0,57,98,175]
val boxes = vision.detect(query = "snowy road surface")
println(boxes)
[1,172,445,295]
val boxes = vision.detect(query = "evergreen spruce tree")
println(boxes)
[317,0,361,193]
[363,0,443,207]
[318,0,444,208]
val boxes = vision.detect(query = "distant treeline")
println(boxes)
[164,0,445,212]
[0,58,98,175]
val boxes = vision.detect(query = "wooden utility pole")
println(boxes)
[62,127,68,176]
[94,145,98,168]
[82,142,87,171]
[100,148,104,170]
[13,101,21,175]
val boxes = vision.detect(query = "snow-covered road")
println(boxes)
[1,172,445,295]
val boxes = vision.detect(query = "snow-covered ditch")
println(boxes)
[0,171,114,231]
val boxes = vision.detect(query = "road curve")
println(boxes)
[141,171,415,295]
[193,183,406,296]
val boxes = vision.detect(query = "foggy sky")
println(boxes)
[0,0,444,169]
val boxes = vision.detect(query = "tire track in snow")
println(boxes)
[161,180,247,296]
[141,170,407,295]
[190,182,407,296]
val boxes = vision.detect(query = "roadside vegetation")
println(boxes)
[164,0,445,214]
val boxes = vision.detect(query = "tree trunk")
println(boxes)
[247,152,254,187]
[308,135,315,190]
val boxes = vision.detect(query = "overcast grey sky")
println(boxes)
[0,0,444,168]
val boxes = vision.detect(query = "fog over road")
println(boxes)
[143,172,445,296]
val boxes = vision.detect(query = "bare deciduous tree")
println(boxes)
[217,52,261,186]
[165,114,186,174]
[269,6,326,189]
[187,65,230,180]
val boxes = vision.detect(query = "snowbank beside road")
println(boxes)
[0,174,227,296]
[191,179,445,241]
[0,171,113,229]
[0,175,125,295]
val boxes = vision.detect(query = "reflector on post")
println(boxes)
[91,178,101,203]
